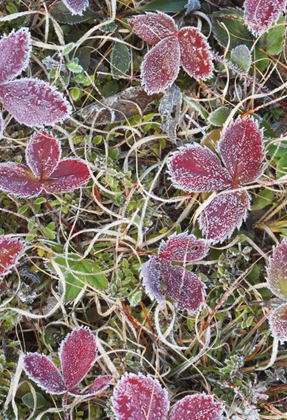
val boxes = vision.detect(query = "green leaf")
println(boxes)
[140,0,187,12]
[22,392,48,409]
[251,189,275,211]
[70,87,81,101]
[50,2,96,24]
[66,58,83,73]
[207,106,230,127]
[129,290,142,307]
[62,42,75,55]
[231,45,251,73]
[53,254,107,301]
[277,151,287,178]
[111,39,130,79]
[258,14,285,55]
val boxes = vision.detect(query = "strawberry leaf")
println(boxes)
[112,372,170,420]
[199,190,250,242]
[26,131,61,179]
[60,327,96,390]
[129,12,177,45]
[169,394,224,420]
[178,27,213,80]
[140,255,164,302]
[0,163,41,197]
[219,117,263,187]
[267,242,287,300]
[269,303,287,342]
[62,0,89,15]
[0,28,31,84]
[0,236,25,276]
[167,144,232,192]
[69,375,113,397]
[244,0,287,36]
[0,78,71,126]
[141,36,180,94]
[158,232,210,262]
[23,353,66,395]
[43,159,90,193]
[161,265,205,313]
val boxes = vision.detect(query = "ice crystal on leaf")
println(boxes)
[129,12,213,94]
[0,131,91,198]
[140,233,210,313]
[266,242,287,342]
[23,327,112,396]
[112,373,224,420]
[244,0,287,36]
[167,117,264,242]
[62,0,89,15]
[0,236,25,277]
[0,28,70,133]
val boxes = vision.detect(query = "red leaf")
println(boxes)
[267,242,287,300]
[23,353,66,395]
[169,394,224,420]
[43,159,91,193]
[60,327,96,390]
[112,372,169,420]
[269,303,287,342]
[199,190,250,242]
[26,131,61,180]
[161,265,205,313]
[0,163,41,197]
[219,117,263,188]
[0,236,25,276]
[167,144,232,192]
[69,375,113,397]
[244,0,287,35]
[141,36,180,94]
[0,78,71,126]
[129,12,177,45]
[158,232,210,262]
[178,27,213,80]
[0,28,31,84]
[140,255,164,302]
[62,0,89,15]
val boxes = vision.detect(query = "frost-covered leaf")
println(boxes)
[219,117,264,187]
[267,242,287,300]
[0,28,31,84]
[169,394,224,420]
[140,255,164,302]
[161,265,205,313]
[23,353,66,395]
[207,106,230,127]
[0,113,3,140]
[0,78,71,126]
[0,163,41,197]
[26,132,61,180]
[199,190,250,242]
[269,303,287,342]
[129,12,177,45]
[60,327,96,390]
[159,84,182,143]
[158,232,210,262]
[112,372,169,420]
[230,44,252,73]
[244,0,287,36]
[185,0,201,14]
[62,0,89,15]
[178,27,213,80]
[141,36,180,94]
[111,39,131,79]
[69,375,113,397]
[167,144,232,192]
[0,236,25,276]
[43,159,90,193]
